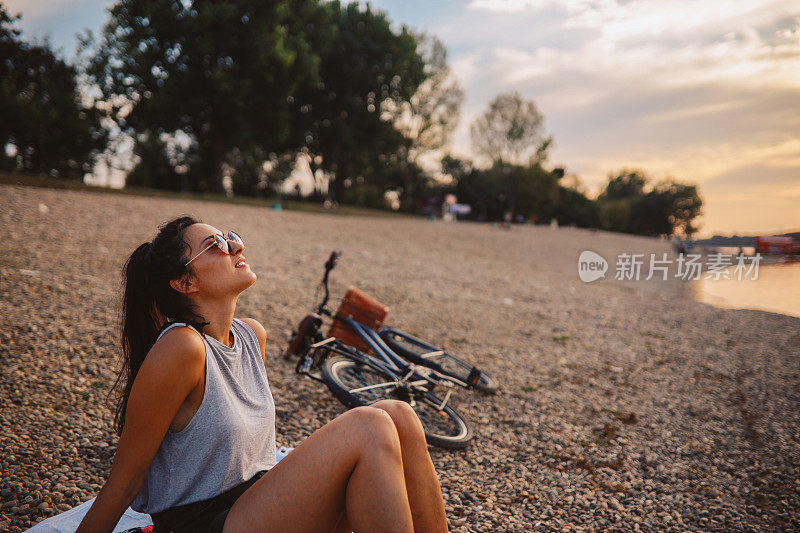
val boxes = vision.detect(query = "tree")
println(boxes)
[392,34,463,158]
[87,0,322,192]
[645,180,703,237]
[552,185,599,228]
[597,169,703,236]
[470,91,552,167]
[444,155,572,223]
[597,198,632,233]
[0,6,105,178]
[289,1,426,204]
[126,131,183,190]
[379,34,463,209]
[468,92,554,215]
[599,169,647,200]
[513,163,561,219]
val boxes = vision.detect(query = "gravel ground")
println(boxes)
[1,184,799,532]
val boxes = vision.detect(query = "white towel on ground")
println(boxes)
[26,447,293,533]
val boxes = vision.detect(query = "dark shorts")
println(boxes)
[150,470,268,533]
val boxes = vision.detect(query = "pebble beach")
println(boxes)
[1,183,799,532]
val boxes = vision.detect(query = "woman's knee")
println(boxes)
[371,400,426,443]
[339,405,402,453]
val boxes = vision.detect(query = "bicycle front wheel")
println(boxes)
[321,356,473,450]
[380,330,499,394]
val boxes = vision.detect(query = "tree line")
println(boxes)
[0,0,702,237]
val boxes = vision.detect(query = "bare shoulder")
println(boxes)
[145,326,206,375]
[240,318,268,361]
[240,318,267,343]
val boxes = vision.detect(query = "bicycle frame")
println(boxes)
[316,308,427,377]
[288,253,491,413]
[302,251,470,398]
[310,306,480,404]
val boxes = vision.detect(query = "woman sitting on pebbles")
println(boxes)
[76,215,447,533]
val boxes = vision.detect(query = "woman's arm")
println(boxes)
[76,328,206,533]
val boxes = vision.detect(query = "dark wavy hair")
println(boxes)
[109,215,208,436]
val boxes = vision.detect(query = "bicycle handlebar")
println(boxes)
[325,251,340,271]
[318,250,342,312]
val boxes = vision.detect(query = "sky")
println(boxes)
[7,0,800,237]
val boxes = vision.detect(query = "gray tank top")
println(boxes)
[130,318,277,514]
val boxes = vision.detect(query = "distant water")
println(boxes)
[693,260,800,318]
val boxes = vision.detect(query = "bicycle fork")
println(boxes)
[398,364,454,411]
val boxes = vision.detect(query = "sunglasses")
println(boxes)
[184,231,244,267]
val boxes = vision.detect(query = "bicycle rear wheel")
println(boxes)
[321,356,473,450]
[380,330,499,394]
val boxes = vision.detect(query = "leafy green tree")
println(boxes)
[639,180,703,236]
[227,146,269,197]
[597,198,632,233]
[468,92,554,215]
[444,156,572,223]
[513,163,561,219]
[470,91,552,167]
[383,34,463,209]
[0,6,104,178]
[552,185,599,227]
[599,169,647,200]
[126,131,183,190]
[598,169,702,236]
[289,1,425,204]
[454,167,501,221]
[87,0,321,192]
[389,34,462,158]
[442,155,496,220]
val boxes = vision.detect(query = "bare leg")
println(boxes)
[332,511,351,533]
[224,406,413,533]
[372,400,448,533]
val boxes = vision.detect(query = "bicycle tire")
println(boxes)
[380,330,499,394]
[321,356,473,450]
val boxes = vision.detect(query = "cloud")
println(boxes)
[466,0,799,39]
[9,0,800,234]
[446,3,800,191]
[471,22,800,98]
[467,0,553,13]
[450,52,481,86]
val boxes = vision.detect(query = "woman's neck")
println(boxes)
[192,296,238,347]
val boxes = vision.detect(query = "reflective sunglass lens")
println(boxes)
[229,231,244,246]
[214,234,230,254]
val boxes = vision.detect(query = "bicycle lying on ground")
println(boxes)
[285,252,498,449]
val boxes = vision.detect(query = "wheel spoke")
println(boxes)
[337,364,399,403]
[349,381,397,393]
[411,396,467,439]
[324,356,472,448]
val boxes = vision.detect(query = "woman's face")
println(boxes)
[181,223,257,298]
